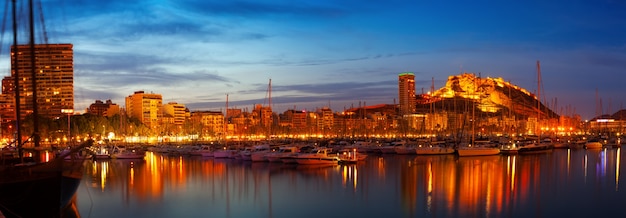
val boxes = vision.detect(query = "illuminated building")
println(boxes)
[398,72,416,116]
[317,107,334,131]
[0,94,14,123]
[163,102,188,126]
[88,99,120,117]
[2,43,74,119]
[280,109,307,129]
[125,91,162,128]
[190,111,224,137]
[253,104,273,127]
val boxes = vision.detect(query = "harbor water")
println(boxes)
[76,148,625,218]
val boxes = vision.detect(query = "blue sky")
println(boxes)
[1,0,625,119]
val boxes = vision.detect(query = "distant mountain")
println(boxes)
[416,73,558,120]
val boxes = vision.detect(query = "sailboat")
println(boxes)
[517,61,554,154]
[0,1,93,217]
[456,74,500,157]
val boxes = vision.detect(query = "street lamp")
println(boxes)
[61,109,74,146]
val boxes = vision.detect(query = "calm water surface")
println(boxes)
[76,148,625,218]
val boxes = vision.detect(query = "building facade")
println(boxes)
[398,72,416,116]
[163,102,187,126]
[125,91,162,129]
[2,43,74,119]
[190,111,224,137]
[88,99,120,117]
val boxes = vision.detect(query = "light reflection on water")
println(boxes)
[77,148,625,218]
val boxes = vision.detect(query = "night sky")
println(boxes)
[1,0,625,119]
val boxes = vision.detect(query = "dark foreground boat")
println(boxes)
[0,140,93,218]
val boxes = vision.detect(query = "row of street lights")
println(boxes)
[61,109,74,145]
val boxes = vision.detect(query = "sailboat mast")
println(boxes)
[12,0,23,158]
[536,61,541,117]
[29,0,40,147]
[268,79,271,108]
[225,94,228,142]
[267,79,272,137]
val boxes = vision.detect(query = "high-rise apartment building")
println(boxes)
[2,44,74,119]
[398,72,416,116]
[125,91,162,128]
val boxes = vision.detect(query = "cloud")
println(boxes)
[181,79,398,112]
[171,1,348,18]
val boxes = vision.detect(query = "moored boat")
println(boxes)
[585,139,603,149]
[241,144,270,161]
[499,143,519,155]
[517,138,553,154]
[0,140,93,218]
[213,148,239,158]
[456,141,500,157]
[189,145,214,157]
[265,146,299,163]
[457,147,501,157]
[294,148,340,165]
[91,145,111,159]
[518,143,553,154]
[338,148,367,164]
[415,143,455,155]
[110,145,146,159]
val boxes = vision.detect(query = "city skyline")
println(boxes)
[0,0,624,119]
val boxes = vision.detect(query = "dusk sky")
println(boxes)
[1,0,625,120]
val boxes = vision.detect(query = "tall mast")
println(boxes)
[225,94,228,142]
[536,60,541,136]
[29,0,40,148]
[268,79,272,136]
[12,0,22,158]
[268,79,271,108]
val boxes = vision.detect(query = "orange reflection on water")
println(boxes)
[456,156,501,215]
[340,164,358,191]
[617,148,621,191]
[100,161,108,191]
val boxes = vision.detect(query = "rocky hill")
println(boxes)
[416,73,558,120]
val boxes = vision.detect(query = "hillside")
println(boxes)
[417,73,558,120]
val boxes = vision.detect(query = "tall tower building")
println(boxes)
[125,91,163,128]
[398,72,416,115]
[4,44,74,119]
